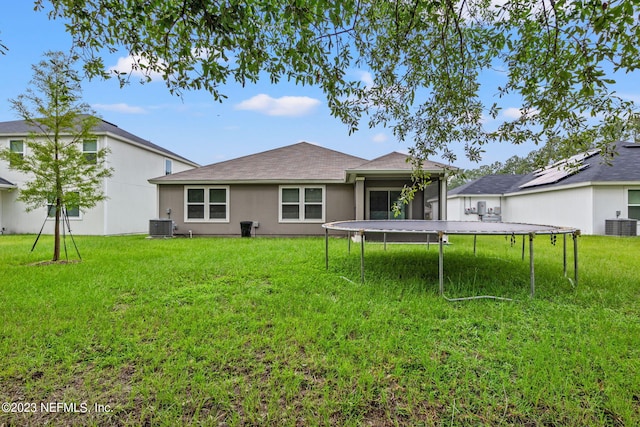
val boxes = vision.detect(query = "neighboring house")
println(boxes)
[149,142,452,236]
[0,118,198,235]
[448,140,640,235]
[448,174,530,222]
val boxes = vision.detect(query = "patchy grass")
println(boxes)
[0,234,639,426]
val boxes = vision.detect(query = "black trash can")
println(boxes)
[240,221,253,237]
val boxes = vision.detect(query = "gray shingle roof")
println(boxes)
[347,151,450,172]
[0,176,16,188]
[449,141,640,196]
[151,142,368,183]
[0,117,198,166]
[449,174,529,195]
[529,141,640,187]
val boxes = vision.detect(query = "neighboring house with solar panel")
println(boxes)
[447,141,640,235]
[0,118,198,235]
[149,142,452,236]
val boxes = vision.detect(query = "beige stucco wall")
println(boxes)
[159,183,355,236]
[157,177,445,237]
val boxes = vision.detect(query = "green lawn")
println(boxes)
[1,234,639,426]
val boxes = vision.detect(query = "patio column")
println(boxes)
[439,176,448,220]
[355,177,365,220]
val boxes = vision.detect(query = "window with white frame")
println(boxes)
[279,186,325,222]
[9,140,24,166]
[47,193,80,218]
[185,186,229,222]
[165,159,172,175]
[629,190,640,220]
[83,140,97,164]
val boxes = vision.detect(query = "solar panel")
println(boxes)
[519,149,598,189]
[519,164,590,188]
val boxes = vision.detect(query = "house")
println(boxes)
[149,142,452,236]
[0,118,198,235]
[447,141,640,235]
[447,174,530,222]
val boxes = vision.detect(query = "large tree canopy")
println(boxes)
[37,0,640,165]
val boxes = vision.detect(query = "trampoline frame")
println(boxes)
[322,220,580,300]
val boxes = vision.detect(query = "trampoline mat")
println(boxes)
[323,220,576,235]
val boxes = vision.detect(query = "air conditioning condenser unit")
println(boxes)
[149,219,174,238]
[605,219,637,236]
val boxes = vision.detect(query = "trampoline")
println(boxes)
[322,220,580,300]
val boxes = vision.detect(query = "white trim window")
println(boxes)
[165,159,172,175]
[185,186,229,222]
[82,140,98,164]
[9,140,24,166]
[629,189,640,220]
[47,192,81,219]
[279,186,325,222]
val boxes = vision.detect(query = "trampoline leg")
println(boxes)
[325,228,329,270]
[573,231,580,286]
[360,230,365,283]
[529,233,535,298]
[384,232,387,251]
[563,233,567,276]
[473,235,477,256]
[438,231,444,296]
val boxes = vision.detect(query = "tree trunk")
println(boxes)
[53,197,61,261]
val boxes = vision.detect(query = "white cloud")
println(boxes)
[358,71,374,88]
[502,107,539,120]
[92,103,147,114]
[192,47,211,59]
[372,133,388,143]
[108,55,164,81]
[503,107,523,119]
[235,94,321,117]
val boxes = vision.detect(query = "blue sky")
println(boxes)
[1,3,639,169]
